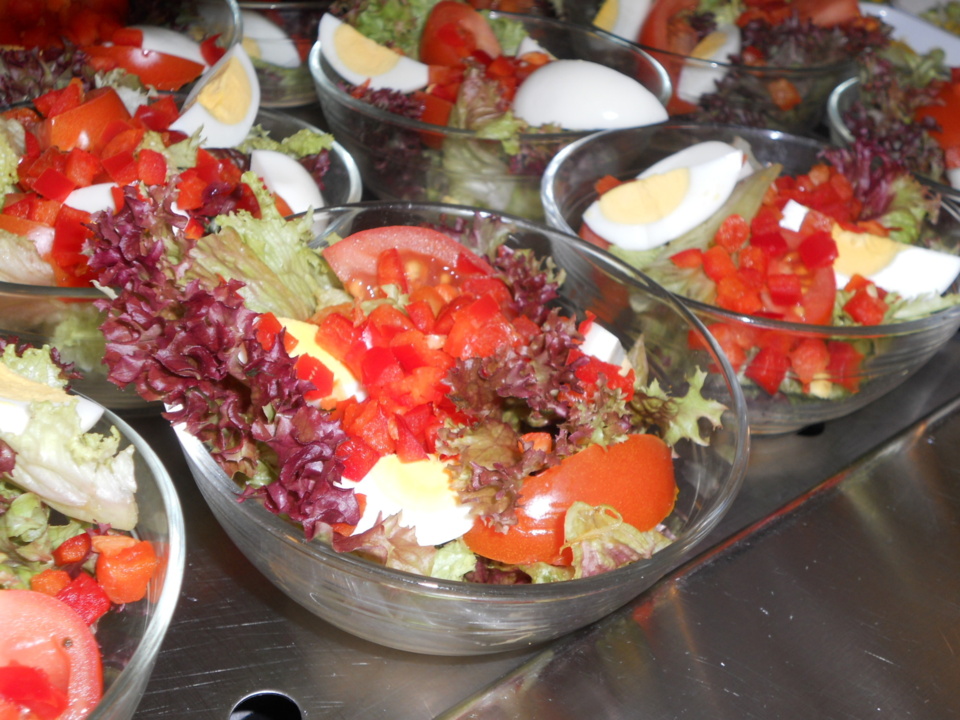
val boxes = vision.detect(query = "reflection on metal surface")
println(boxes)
[441,395,960,719]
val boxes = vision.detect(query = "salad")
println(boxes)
[83,176,726,583]
[576,136,960,400]
[920,1,960,35]
[0,61,336,381]
[0,338,160,719]
[316,0,667,218]
[838,41,960,193]
[628,0,887,128]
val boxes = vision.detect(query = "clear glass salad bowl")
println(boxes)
[827,77,960,203]
[70,400,184,719]
[238,1,331,107]
[562,1,857,134]
[174,200,750,656]
[308,12,671,222]
[0,106,361,413]
[541,122,960,435]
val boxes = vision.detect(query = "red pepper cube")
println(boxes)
[843,286,889,326]
[826,340,864,392]
[701,245,737,282]
[55,572,111,625]
[136,148,167,186]
[714,213,750,252]
[767,272,803,306]
[335,436,380,482]
[715,273,763,315]
[745,346,791,396]
[789,337,831,386]
[670,247,703,268]
[749,230,789,258]
[33,167,77,202]
[798,229,839,269]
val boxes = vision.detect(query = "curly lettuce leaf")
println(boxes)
[565,501,672,579]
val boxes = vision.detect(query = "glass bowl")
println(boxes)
[173,200,749,656]
[239,1,331,107]
[562,0,857,134]
[541,122,960,435]
[827,76,960,202]
[0,106,361,413]
[308,12,671,221]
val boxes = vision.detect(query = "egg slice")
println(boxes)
[63,182,119,215]
[676,23,742,104]
[592,0,651,42]
[250,150,325,215]
[169,45,261,148]
[241,10,301,69]
[132,25,208,66]
[318,13,429,93]
[0,365,103,436]
[340,454,474,547]
[278,316,364,403]
[778,200,960,298]
[582,140,746,251]
[832,226,960,298]
[511,59,667,131]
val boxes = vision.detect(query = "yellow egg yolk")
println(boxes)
[278,316,361,403]
[197,55,252,124]
[691,30,731,60]
[334,22,401,77]
[831,225,903,278]
[593,0,620,32]
[241,36,263,61]
[598,168,690,224]
[362,454,459,515]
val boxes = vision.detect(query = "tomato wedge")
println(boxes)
[321,225,492,299]
[464,434,677,566]
[82,45,206,91]
[420,0,502,67]
[0,590,103,720]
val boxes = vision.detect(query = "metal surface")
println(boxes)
[125,331,960,719]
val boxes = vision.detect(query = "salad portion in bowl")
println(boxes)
[81,189,747,653]
[310,0,670,220]
[567,0,885,133]
[0,57,359,410]
[0,338,185,719]
[542,122,960,434]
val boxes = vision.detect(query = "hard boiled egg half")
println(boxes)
[339,455,474,547]
[582,140,748,251]
[277,316,364,404]
[592,0,651,42]
[676,23,742,104]
[170,45,261,148]
[318,13,429,93]
[250,150,325,215]
[511,59,668,131]
[780,200,960,299]
[241,10,301,69]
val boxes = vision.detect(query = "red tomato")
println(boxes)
[0,590,103,720]
[793,0,862,26]
[638,0,699,54]
[321,226,492,300]
[463,434,677,566]
[420,0,502,67]
[916,81,960,156]
[82,45,206,91]
[36,87,132,154]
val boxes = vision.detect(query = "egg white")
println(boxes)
[318,13,429,93]
[582,140,746,251]
[339,454,474,547]
[241,10,301,69]
[250,150,325,215]
[132,25,208,66]
[63,182,119,215]
[592,0,651,42]
[170,45,261,148]
[511,59,667,131]
[676,23,742,104]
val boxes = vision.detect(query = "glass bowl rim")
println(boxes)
[175,197,750,601]
[541,120,960,338]
[308,10,674,140]
[632,38,859,75]
[89,406,186,717]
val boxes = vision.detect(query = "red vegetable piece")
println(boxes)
[55,573,111,625]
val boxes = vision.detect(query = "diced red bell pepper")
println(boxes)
[789,337,830,386]
[94,539,159,605]
[376,247,410,292]
[65,147,103,187]
[843,286,888,326]
[767,272,803,306]
[53,532,92,566]
[701,245,737,282]
[798,229,838,269]
[136,148,167,186]
[336,436,380,482]
[670,247,703,268]
[101,149,138,185]
[33,78,84,119]
[133,94,181,132]
[826,340,864,392]
[296,354,335,401]
[714,213,750,252]
[33,167,76,202]
[715,273,763,314]
[394,414,428,462]
[745,346,790,395]
[361,346,405,388]
[55,572,111,625]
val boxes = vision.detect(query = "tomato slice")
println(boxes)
[321,225,492,300]
[82,45,206,91]
[36,87,132,154]
[0,590,103,720]
[638,0,699,53]
[420,0,502,67]
[463,434,677,566]
[916,80,960,154]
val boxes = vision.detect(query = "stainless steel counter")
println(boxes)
[126,329,960,719]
